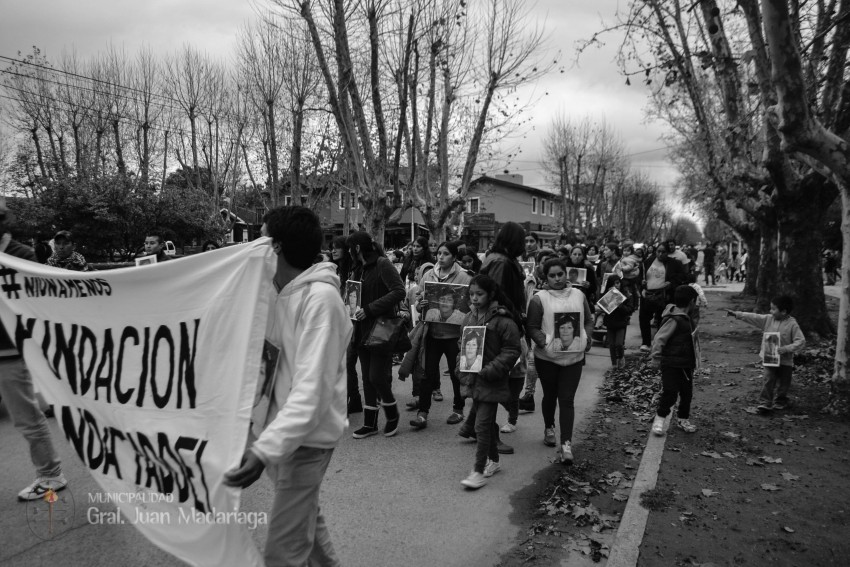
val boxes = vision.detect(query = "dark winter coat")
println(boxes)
[656,311,696,368]
[456,302,522,404]
[602,290,634,330]
[351,252,406,340]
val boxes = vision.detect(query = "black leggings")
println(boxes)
[419,336,462,413]
[657,367,693,418]
[357,347,395,407]
[536,357,583,444]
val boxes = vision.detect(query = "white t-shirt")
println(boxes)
[646,259,667,290]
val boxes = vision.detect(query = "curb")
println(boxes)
[604,413,671,567]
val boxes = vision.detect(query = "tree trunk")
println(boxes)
[190,108,200,189]
[828,186,850,414]
[267,101,280,197]
[774,174,837,337]
[161,130,169,190]
[756,221,777,312]
[742,231,760,297]
[290,103,303,204]
[113,119,126,176]
[31,128,47,179]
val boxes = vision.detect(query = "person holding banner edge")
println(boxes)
[224,206,351,566]
[0,203,69,501]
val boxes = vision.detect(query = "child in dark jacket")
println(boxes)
[456,274,522,490]
[601,275,634,369]
[649,285,698,435]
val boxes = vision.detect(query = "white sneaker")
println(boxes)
[677,418,697,433]
[18,474,68,501]
[500,422,517,433]
[461,471,487,489]
[651,415,666,436]
[560,441,574,464]
[483,459,502,477]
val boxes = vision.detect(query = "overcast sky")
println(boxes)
[0,0,683,207]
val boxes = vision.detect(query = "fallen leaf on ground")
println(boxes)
[760,456,782,464]
[722,452,738,458]
[744,406,761,414]
[701,451,723,459]
[701,489,718,497]
[774,439,787,445]
[815,446,825,452]
[781,472,800,481]
[761,483,781,491]
[746,459,765,467]
[783,526,795,533]
[721,431,741,439]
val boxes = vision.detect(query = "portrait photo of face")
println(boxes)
[423,282,470,326]
[520,261,535,279]
[345,281,362,320]
[763,332,781,367]
[597,287,627,314]
[460,326,486,373]
[567,267,587,284]
[553,312,581,353]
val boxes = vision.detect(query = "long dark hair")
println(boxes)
[492,222,525,259]
[413,236,434,264]
[469,273,523,333]
[331,235,352,283]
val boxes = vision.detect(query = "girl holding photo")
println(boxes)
[601,275,634,369]
[526,258,594,464]
[415,241,472,425]
[455,274,522,489]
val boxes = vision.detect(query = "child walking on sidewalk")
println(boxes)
[457,274,522,489]
[649,286,698,435]
[727,295,806,411]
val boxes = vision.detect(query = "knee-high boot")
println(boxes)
[382,401,400,437]
[352,406,379,439]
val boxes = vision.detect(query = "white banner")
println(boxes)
[0,240,275,566]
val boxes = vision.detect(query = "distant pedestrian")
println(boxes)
[727,295,806,411]
[702,243,716,286]
[649,285,699,435]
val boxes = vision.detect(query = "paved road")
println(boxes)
[0,320,637,567]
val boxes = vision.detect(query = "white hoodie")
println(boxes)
[251,262,353,465]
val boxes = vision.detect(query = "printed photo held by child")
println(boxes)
[455,274,522,490]
[727,295,806,411]
[649,285,699,435]
[601,275,634,369]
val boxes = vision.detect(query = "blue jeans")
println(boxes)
[265,446,340,567]
[0,357,61,478]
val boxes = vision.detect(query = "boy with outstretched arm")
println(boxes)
[727,295,806,411]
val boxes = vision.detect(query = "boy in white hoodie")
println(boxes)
[224,206,351,566]
[727,295,806,411]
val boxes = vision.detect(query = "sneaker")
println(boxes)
[677,418,697,433]
[543,427,556,447]
[497,441,514,455]
[433,390,444,402]
[483,459,502,478]
[651,415,665,436]
[447,411,464,425]
[410,412,428,429]
[560,441,574,464]
[460,471,487,489]
[405,398,420,411]
[756,403,773,412]
[639,345,651,353]
[518,392,535,413]
[352,425,379,439]
[18,474,68,501]
[500,422,517,433]
[773,399,790,410]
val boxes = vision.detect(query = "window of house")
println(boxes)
[284,195,292,206]
[549,200,554,217]
[338,191,359,210]
[532,197,537,214]
[541,199,547,216]
[467,197,480,214]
